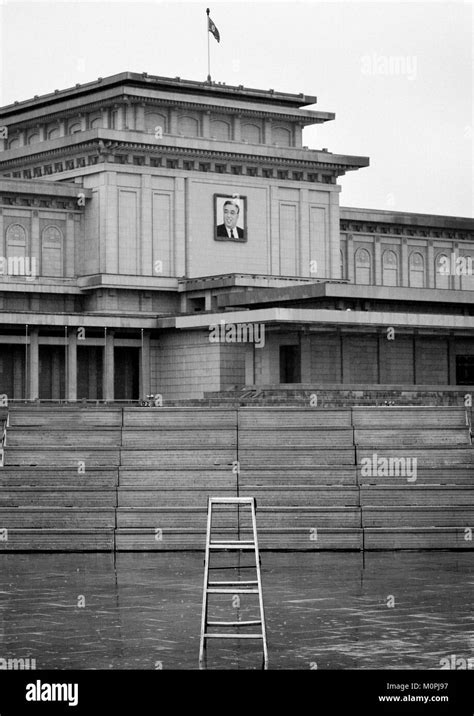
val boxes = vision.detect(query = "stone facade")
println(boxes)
[0,72,473,401]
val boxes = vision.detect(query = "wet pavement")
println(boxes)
[0,551,472,670]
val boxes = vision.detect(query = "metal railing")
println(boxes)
[0,412,9,467]
[465,408,473,444]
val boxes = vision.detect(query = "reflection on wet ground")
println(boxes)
[0,552,472,670]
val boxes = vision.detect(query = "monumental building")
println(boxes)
[0,71,473,402]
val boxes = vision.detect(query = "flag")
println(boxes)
[208,15,220,43]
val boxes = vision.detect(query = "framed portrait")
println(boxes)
[214,193,247,242]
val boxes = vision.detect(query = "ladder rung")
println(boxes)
[210,540,255,544]
[207,620,262,627]
[210,543,256,550]
[207,588,259,594]
[209,498,255,503]
[208,581,258,586]
[204,633,263,639]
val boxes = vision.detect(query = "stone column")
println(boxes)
[232,114,241,142]
[135,103,145,131]
[29,328,39,400]
[103,330,114,402]
[347,234,354,283]
[141,174,152,275]
[175,177,186,276]
[401,239,408,287]
[263,118,272,144]
[67,328,77,401]
[427,241,434,288]
[202,111,210,137]
[374,238,382,285]
[140,330,150,398]
[31,211,40,276]
[169,108,178,135]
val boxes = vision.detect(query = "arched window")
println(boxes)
[177,115,199,137]
[68,123,81,135]
[89,116,103,129]
[435,253,450,289]
[409,251,425,288]
[27,133,40,145]
[7,137,20,150]
[354,248,372,285]
[382,250,399,286]
[47,126,60,140]
[210,119,230,140]
[272,126,291,146]
[145,112,167,134]
[6,224,27,260]
[242,123,261,143]
[41,226,63,277]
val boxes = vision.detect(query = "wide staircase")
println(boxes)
[0,406,472,551]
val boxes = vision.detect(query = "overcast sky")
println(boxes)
[1,0,472,218]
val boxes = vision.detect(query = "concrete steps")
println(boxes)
[0,405,472,551]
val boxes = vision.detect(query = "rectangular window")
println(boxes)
[456,356,474,385]
[133,156,144,166]
[65,160,75,170]
[183,161,194,170]
[199,163,210,172]
[262,168,273,178]
[54,163,64,172]
[277,170,288,180]
[215,164,226,173]
[76,157,86,168]
[166,159,178,169]
[231,165,242,175]
[150,157,162,167]
[246,167,258,177]
[292,171,303,181]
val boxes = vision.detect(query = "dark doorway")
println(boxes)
[279,344,301,384]
[456,355,474,385]
[0,346,25,399]
[114,347,140,400]
[39,347,65,400]
[77,346,103,400]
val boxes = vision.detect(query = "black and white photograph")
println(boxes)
[0,0,472,711]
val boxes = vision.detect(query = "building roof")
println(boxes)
[0,72,318,118]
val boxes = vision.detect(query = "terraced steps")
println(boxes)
[0,405,471,551]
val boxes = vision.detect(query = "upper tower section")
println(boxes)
[0,71,368,182]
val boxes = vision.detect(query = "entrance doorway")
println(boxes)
[114,347,139,400]
[39,346,65,400]
[279,345,301,384]
[77,346,103,400]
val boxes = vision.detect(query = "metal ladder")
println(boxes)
[199,496,268,668]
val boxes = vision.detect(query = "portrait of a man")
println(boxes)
[214,194,247,242]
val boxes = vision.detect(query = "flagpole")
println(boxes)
[206,8,211,82]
